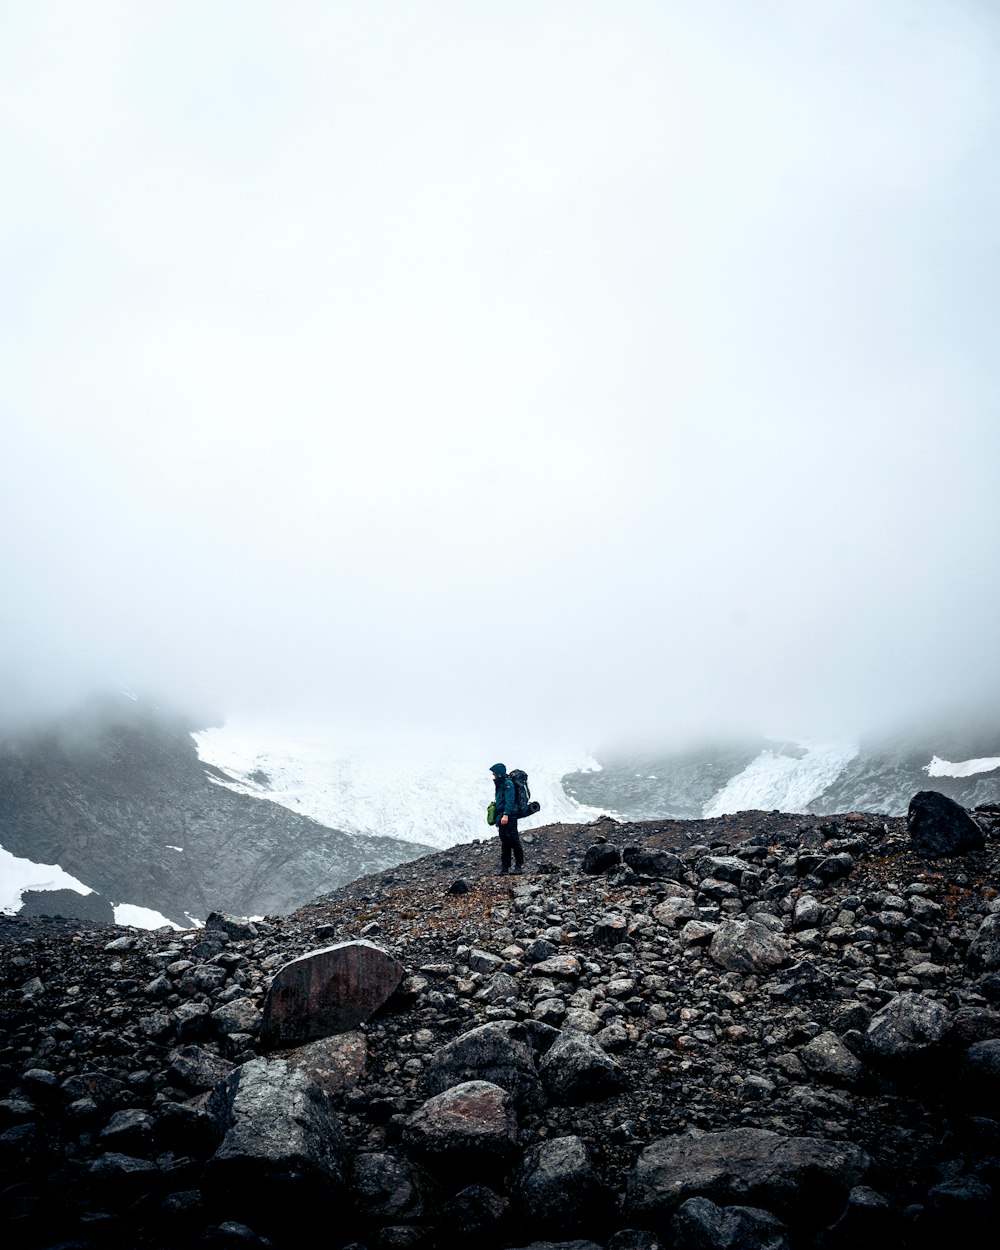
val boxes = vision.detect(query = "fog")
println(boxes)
[2,1,998,751]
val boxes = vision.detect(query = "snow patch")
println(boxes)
[925,754,1000,778]
[114,903,182,930]
[0,843,94,915]
[703,740,859,818]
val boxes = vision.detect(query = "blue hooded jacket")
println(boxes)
[490,762,516,822]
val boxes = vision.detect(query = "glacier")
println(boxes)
[702,740,861,817]
[193,723,608,850]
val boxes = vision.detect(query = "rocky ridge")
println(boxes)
[2,801,1000,1248]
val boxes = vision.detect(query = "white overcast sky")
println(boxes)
[2,0,998,748]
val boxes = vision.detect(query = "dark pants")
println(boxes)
[498,818,523,869]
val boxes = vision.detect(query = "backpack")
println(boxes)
[507,769,541,820]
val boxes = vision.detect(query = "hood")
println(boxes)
[490,762,507,778]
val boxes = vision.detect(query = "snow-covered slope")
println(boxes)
[703,740,861,817]
[194,724,606,849]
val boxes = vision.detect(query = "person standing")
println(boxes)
[490,762,524,875]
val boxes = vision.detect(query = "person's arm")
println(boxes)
[500,777,514,824]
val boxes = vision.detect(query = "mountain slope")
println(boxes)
[0,697,432,925]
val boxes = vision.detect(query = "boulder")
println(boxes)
[259,940,403,1048]
[440,1184,511,1239]
[517,1135,605,1231]
[623,847,686,880]
[167,1045,233,1092]
[668,1196,790,1249]
[426,1021,545,1110]
[539,1031,626,1103]
[582,844,622,874]
[625,1128,870,1226]
[798,1032,863,1084]
[280,1029,367,1096]
[907,791,985,858]
[696,855,748,885]
[203,1058,348,1212]
[710,920,789,974]
[402,1080,518,1162]
[351,1150,435,1222]
[652,897,697,927]
[969,914,1000,972]
[864,993,953,1058]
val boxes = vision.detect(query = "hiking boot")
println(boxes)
[512,865,524,875]
[496,867,509,876]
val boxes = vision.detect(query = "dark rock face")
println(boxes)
[260,940,404,1047]
[907,789,986,857]
[2,805,1000,1248]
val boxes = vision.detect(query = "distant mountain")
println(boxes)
[0,696,432,927]
[562,730,1000,821]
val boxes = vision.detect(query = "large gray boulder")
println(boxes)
[517,1135,605,1231]
[864,993,953,1058]
[709,920,790,974]
[907,790,985,858]
[402,1080,518,1162]
[203,1058,348,1209]
[426,1021,545,1110]
[539,1031,626,1103]
[260,940,403,1048]
[625,1128,870,1225]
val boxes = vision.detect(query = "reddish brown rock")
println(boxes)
[260,940,403,1049]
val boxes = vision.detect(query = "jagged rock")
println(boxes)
[907,791,985,858]
[99,1107,156,1150]
[969,914,1000,972]
[203,1058,348,1213]
[280,1030,367,1096]
[625,1128,870,1225]
[426,1021,545,1110]
[531,955,581,979]
[710,920,789,974]
[539,1031,626,1102]
[823,1185,894,1248]
[798,1032,863,1084]
[351,1150,435,1221]
[864,993,953,1058]
[168,1045,233,1092]
[652,897,697,926]
[623,847,686,880]
[962,1039,1000,1097]
[402,1080,518,1161]
[259,940,403,1048]
[88,1150,159,1195]
[696,855,748,885]
[582,844,622,874]
[211,998,263,1037]
[440,1183,511,1239]
[668,1196,790,1249]
[517,1135,605,1230]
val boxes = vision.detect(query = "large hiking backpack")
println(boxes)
[508,769,541,820]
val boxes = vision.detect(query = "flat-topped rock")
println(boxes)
[260,940,403,1048]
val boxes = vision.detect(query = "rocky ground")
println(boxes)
[2,800,1000,1249]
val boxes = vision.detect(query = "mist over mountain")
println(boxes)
[0,695,431,928]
